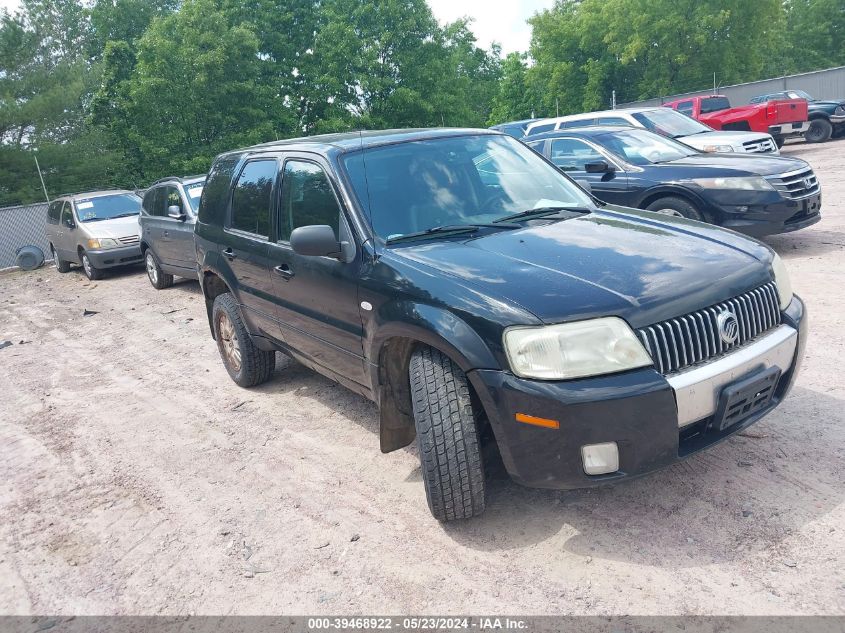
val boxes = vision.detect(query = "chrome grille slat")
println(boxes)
[637,282,781,375]
[765,167,821,200]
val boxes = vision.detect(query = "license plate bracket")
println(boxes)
[712,367,782,432]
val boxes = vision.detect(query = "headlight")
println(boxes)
[503,317,653,380]
[771,253,793,310]
[702,144,734,153]
[86,238,120,249]
[691,176,775,191]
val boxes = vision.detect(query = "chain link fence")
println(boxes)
[0,202,51,270]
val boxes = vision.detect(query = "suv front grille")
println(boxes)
[118,235,140,245]
[765,167,820,200]
[637,282,781,375]
[741,138,777,154]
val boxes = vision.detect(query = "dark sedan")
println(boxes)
[525,126,821,237]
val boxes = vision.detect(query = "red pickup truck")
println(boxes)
[663,95,809,148]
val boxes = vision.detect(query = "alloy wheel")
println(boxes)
[217,312,242,373]
[146,252,158,285]
[82,254,92,278]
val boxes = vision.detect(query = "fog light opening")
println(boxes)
[581,442,619,475]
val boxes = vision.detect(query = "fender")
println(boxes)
[366,301,503,453]
[198,248,240,337]
[633,184,709,211]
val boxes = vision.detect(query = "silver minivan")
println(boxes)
[45,190,143,280]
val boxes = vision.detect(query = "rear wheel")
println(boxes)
[409,346,486,522]
[145,249,174,289]
[805,118,833,144]
[646,196,704,222]
[80,251,104,280]
[51,245,70,273]
[212,293,275,387]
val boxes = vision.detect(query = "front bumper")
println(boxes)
[715,191,821,237]
[85,245,143,268]
[468,296,806,490]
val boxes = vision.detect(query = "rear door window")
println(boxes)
[47,201,62,224]
[278,160,341,243]
[561,118,596,129]
[527,123,555,135]
[229,159,276,237]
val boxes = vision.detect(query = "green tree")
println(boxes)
[488,52,535,124]
[783,0,845,74]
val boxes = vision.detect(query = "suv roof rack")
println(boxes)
[149,174,206,187]
[56,188,126,199]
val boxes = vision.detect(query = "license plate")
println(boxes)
[712,367,781,431]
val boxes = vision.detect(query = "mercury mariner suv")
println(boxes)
[194,129,806,522]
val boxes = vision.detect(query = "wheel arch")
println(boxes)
[368,304,500,454]
[201,269,235,339]
[637,187,708,216]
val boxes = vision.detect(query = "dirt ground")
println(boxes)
[1,140,844,617]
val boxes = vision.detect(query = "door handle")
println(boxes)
[273,264,294,280]
[163,231,169,237]
[223,248,237,261]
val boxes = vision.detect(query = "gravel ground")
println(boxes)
[1,140,843,616]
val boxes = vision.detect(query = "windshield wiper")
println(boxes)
[110,212,140,218]
[493,206,590,224]
[386,223,516,245]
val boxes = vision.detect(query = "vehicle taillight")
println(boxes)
[767,102,777,119]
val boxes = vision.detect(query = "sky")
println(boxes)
[0,0,554,55]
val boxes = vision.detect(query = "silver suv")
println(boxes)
[45,190,143,280]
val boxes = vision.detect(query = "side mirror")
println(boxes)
[585,161,613,174]
[575,179,592,194]
[167,205,186,220]
[290,225,342,258]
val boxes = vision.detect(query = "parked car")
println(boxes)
[489,118,541,138]
[139,175,205,289]
[195,128,805,522]
[525,107,779,154]
[663,94,808,147]
[750,90,845,143]
[45,190,143,280]
[524,126,821,237]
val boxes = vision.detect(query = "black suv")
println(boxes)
[195,129,806,522]
[139,175,205,288]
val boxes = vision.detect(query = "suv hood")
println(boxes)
[662,152,807,176]
[392,209,773,328]
[80,215,141,238]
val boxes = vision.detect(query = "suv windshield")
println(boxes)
[633,109,713,138]
[341,134,593,241]
[74,193,141,222]
[598,129,698,165]
[185,182,204,212]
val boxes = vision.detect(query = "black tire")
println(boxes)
[805,118,833,144]
[51,245,71,273]
[409,346,485,522]
[773,135,785,149]
[212,292,275,388]
[646,196,704,221]
[80,251,104,280]
[145,249,174,289]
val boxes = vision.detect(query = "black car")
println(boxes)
[525,126,821,237]
[195,128,806,522]
[751,90,845,143]
[139,175,205,288]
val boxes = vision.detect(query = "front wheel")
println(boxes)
[646,196,704,221]
[80,251,104,280]
[409,346,486,521]
[212,293,275,387]
[805,119,833,144]
[145,250,174,289]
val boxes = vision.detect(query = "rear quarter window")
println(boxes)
[527,123,555,135]
[198,155,239,225]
